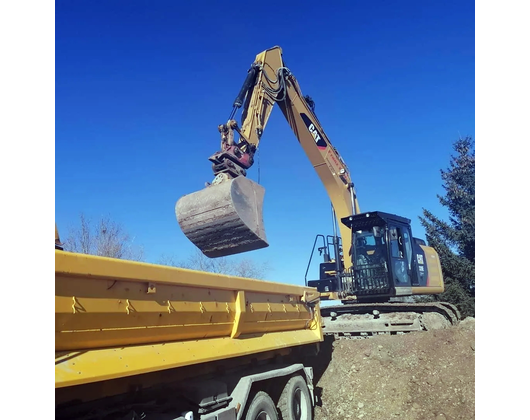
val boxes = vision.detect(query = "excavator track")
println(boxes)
[320,302,461,339]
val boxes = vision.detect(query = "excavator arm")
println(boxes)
[176,46,359,269]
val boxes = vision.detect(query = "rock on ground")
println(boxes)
[312,318,475,420]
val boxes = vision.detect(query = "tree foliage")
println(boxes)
[158,249,271,279]
[63,213,144,261]
[419,137,475,318]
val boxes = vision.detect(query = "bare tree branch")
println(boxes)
[63,213,144,261]
[158,249,271,279]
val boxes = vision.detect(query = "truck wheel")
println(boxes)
[245,391,279,420]
[277,375,312,420]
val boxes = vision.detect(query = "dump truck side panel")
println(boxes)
[55,250,322,389]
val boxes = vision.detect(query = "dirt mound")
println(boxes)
[313,319,475,420]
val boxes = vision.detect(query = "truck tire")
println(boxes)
[245,391,279,420]
[277,375,312,420]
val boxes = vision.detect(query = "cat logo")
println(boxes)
[308,123,321,143]
[300,112,327,149]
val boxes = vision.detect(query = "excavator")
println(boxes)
[176,46,460,335]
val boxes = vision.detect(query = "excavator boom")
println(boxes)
[176,46,359,264]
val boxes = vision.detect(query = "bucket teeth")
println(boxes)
[176,177,268,258]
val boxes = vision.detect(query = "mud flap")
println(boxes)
[176,177,269,258]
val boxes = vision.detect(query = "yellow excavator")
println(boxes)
[176,46,460,334]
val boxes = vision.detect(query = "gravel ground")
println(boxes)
[311,318,475,420]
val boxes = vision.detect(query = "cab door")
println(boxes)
[389,225,413,294]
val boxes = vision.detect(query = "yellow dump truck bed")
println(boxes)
[55,250,322,389]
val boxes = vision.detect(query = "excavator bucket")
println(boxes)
[175,177,268,258]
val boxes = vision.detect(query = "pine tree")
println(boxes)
[419,137,475,318]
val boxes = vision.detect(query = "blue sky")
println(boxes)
[55,0,475,285]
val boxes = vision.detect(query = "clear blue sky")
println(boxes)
[55,0,475,285]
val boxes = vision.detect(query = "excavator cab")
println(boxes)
[307,211,435,302]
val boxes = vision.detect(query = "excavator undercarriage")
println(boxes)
[321,301,461,339]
